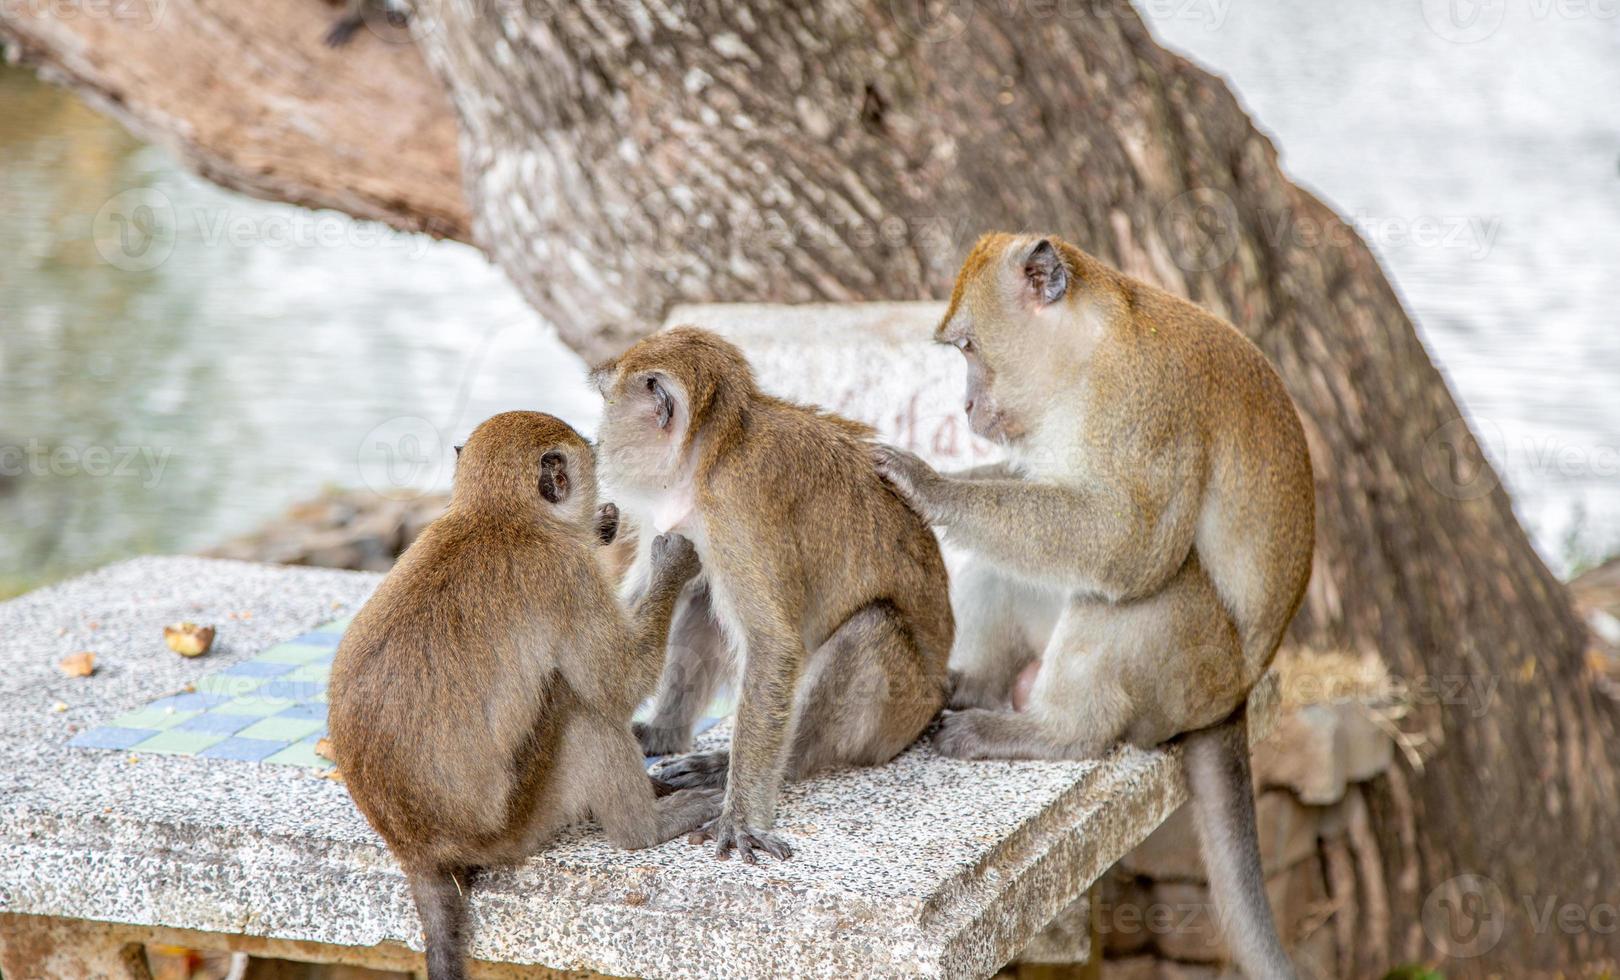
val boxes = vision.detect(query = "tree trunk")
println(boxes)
[4,0,1614,973]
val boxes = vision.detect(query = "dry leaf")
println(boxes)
[164,622,216,657]
[58,651,96,677]
[51,701,68,713]
[318,768,344,782]
[314,737,336,762]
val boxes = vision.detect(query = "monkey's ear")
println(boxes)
[1023,239,1069,306]
[454,444,464,458]
[647,375,675,430]
[539,450,571,504]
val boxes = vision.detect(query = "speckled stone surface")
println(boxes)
[0,557,1273,978]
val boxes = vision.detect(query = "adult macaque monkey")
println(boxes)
[592,327,953,863]
[874,234,1314,979]
[329,411,718,980]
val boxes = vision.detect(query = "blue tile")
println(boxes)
[68,726,155,750]
[293,632,343,648]
[198,737,287,762]
[695,716,724,735]
[276,702,328,721]
[221,660,296,679]
[309,652,336,666]
[256,680,325,701]
[150,692,232,711]
[176,713,254,735]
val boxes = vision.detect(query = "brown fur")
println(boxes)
[328,411,717,979]
[593,327,953,862]
[876,234,1314,978]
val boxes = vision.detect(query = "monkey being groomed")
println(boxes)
[875,234,1315,979]
[328,411,719,980]
[592,327,954,864]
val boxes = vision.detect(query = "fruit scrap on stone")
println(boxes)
[58,651,96,677]
[164,622,216,657]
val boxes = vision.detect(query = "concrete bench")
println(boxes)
[0,303,1279,978]
[0,556,1276,977]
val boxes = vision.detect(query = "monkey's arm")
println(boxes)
[691,533,802,861]
[564,535,698,719]
[875,446,1199,602]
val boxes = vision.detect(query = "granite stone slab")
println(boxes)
[0,556,1273,978]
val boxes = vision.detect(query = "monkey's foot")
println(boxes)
[687,812,792,864]
[634,721,694,757]
[933,708,1009,759]
[654,749,729,789]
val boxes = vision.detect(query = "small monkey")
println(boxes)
[328,411,718,980]
[592,327,953,863]
[874,234,1314,979]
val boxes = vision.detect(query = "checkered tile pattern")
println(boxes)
[69,617,733,770]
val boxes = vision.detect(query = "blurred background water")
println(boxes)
[1,0,1616,592]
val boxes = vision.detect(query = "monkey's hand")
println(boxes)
[649,532,702,588]
[594,502,620,545]
[687,809,793,865]
[871,444,943,521]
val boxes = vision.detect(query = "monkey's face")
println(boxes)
[590,352,693,510]
[937,235,1101,447]
[454,411,600,531]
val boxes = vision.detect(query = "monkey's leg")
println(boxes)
[935,601,1134,761]
[785,602,945,780]
[574,710,723,848]
[947,555,1061,710]
[634,581,729,756]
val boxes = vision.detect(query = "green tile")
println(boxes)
[195,673,265,697]
[321,617,353,631]
[256,643,332,666]
[284,663,331,683]
[265,740,335,769]
[213,696,297,718]
[112,707,199,731]
[234,716,324,742]
[132,729,227,755]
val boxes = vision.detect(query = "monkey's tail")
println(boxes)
[407,865,473,980]
[1182,709,1296,980]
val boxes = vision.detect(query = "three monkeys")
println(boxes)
[330,234,1312,979]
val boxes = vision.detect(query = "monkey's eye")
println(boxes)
[954,337,974,353]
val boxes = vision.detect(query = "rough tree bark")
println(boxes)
[3,0,1614,974]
